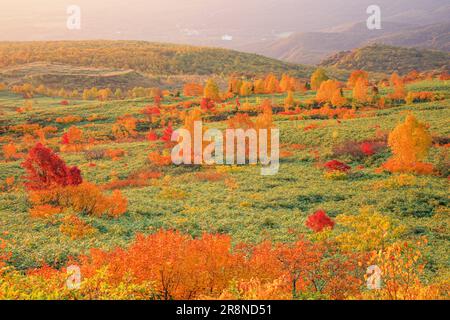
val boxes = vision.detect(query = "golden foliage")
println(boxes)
[335,207,405,252]
[383,114,433,174]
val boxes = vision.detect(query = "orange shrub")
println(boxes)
[2,143,17,160]
[30,182,127,218]
[59,215,96,239]
[105,149,127,161]
[56,115,83,124]
[148,151,172,166]
[406,91,435,104]
[388,73,407,101]
[112,116,137,140]
[364,239,441,300]
[29,205,62,218]
[183,83,203,97]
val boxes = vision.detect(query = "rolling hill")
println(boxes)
[319,44,450,74]
[0,62,161,90]
[0,41,314,78]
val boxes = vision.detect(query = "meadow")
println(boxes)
[0,74,448,299]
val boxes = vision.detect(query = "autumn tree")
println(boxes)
[352,78,369,104]
[331,89,347,107]
[311,68,329,90]
[239,81,253,96]
[61,126,83,145]
[347,70,369,88]
[227,78,243,95]
[264,74,280,94]
[97,88,113,101]
[204,79,221,101]
[114,88,123,100]
[253,79,265,94]
[389,72,407,101]
[183,83,203,97]
[112,116,138,140]
[316,80,340,104]
[383,114,433,174]
[284,91,294,110]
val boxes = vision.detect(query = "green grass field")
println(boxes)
[0,80,448,287]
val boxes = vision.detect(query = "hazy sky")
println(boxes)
[0,0,447,44]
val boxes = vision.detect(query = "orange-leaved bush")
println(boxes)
[383,114,433,174]
[23,144,127,218]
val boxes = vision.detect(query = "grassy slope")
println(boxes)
[0,81,448,279]
[0,41,315,78]
[0,62,160,90]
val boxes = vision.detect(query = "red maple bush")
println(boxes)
[160,123,174,142]
[305,210,335,232]
[147,131,158,141]
[360,141,376,156]
[323,160,351,173]
[22,143,82,191]
[333,139,387,159]
[23,143,127,218]
[200,97,215,111]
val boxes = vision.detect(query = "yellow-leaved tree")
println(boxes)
[204,79,221,101]
[316,80,340,104]
[352,78,369,104]
[284,91,294,110]
[383,114,433,174]
[310,68,329,90]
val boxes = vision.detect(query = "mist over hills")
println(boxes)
[1,0,448,66]
[1,1,448,43]
[241,20,450,65]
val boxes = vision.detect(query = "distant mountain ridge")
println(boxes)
[241,22,450,65]
[319,44,450,74]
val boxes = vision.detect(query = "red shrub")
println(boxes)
[61,133,70,145]
[142,106,161,116]
[60,100,69,106]
[333,139,387,159]
[306,210,335,232]
[147,131,158,141]
[160,123,174,142]
[360,142,375,156]
[22,143,82,191]
[323,160,351,173]
[200,98,215,111]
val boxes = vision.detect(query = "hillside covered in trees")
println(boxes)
[320,44,450,74]
[0,41,314,78]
